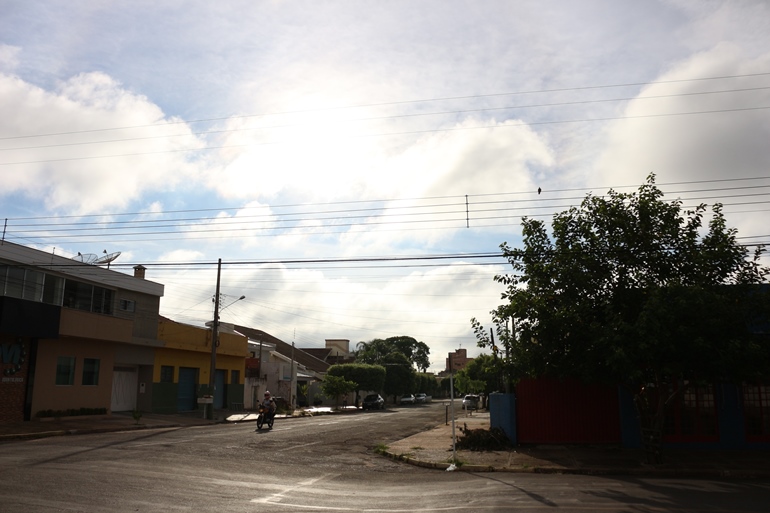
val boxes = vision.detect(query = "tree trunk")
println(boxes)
[633,383,668,465]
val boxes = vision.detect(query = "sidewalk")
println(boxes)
[2,409,768,478]
[384,411,770,478]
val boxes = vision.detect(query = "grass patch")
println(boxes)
[373,443,389,455]
[446,456,466,467]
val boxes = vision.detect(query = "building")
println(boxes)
[302,338,356,366]
[153,317,247,413]
[235,325,329,408]
[445,348,472,373]
[0,242,163,422]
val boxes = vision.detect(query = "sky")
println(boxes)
[1,0,769,372]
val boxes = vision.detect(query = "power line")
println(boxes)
[4,85,769,152]
[4,104,770,166]
[3,71,768,142]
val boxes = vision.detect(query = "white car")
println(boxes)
[415,393,427,403]
[400,394,416,405]
[462,394,479,410]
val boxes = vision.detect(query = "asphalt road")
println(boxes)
[1,402,769,512]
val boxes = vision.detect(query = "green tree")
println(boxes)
[356,336,431,372]
[473,175,770,463]
[327,363,386,402]
[462,353,504,394]
[454,370,486,395]
[415,372,439,396]
[320,374,357,409]
[381,352,415,401]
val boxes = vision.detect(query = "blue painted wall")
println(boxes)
[489,393,516,444]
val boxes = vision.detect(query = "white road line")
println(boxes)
[275,441,320,452]
[252,474,336,506]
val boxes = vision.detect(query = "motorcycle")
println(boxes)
[255,404,274,430]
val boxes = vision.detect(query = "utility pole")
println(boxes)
[208,258,222,420]
[449,353,457,465]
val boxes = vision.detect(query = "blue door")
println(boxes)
[177,367,198,412]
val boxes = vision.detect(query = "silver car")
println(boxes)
[462,394,479,410]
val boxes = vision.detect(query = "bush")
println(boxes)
[35,407,108,418]
[456,424,512,451]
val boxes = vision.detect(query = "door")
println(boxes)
[111,367,138,412]
[177,367,198,412]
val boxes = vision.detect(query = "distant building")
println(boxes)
[445,348,472,373]
[302,338,356,366]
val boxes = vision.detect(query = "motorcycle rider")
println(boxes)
[261,391,277,426]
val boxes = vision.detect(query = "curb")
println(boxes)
[380,450,770,479]
[0,422,186,442]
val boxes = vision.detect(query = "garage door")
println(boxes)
[177,367,198,412]
[111,367,137,412]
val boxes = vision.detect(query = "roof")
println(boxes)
[302,348,332,361]
[0,241,164,297]
[233,325,330,373]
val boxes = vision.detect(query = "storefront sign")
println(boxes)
[1,340,26,377]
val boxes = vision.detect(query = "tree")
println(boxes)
[327,363,386,405]
[415,372,440,397]
[356,336,431,372]
[461,354,504,394]
[320,374,357,409]
[473,175,770,463]
[382,352,415,401]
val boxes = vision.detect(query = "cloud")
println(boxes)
[0,71,206,214]
[596,43,770,184]
[0,44,20,73]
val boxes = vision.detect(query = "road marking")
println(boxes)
[126,438,194,447]
[275,441,320,452]
[252,474,336,505]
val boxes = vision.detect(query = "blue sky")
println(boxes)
[1,1,769,371]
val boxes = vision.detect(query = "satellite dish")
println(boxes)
[72,253,98,264]
[94,251,121,265]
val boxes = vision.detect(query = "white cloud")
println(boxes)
[0,71,206,214]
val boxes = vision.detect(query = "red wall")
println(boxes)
[516,377,621,444]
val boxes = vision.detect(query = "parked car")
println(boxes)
[415,393,427,403]
[362,394,385,410]
[462,394,479,410]
[400,394,416,405]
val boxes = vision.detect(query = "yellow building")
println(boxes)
[153,316,247,413]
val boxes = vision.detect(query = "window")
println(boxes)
[55,356,76,385]
[63,280,93,311]
[744,383,770,441]
[664,381,718,442]
[22,270,44,301]
[62,280,116,314]
[5,266,24,298]
[160,365,174,383]
[82,358,100,386]
[42,274,64,305]
[92,287,113,314]
[119,299,135,312]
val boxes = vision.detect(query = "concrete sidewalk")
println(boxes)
[384,411,770,478]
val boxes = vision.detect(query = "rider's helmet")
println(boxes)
[264,391,271,397]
